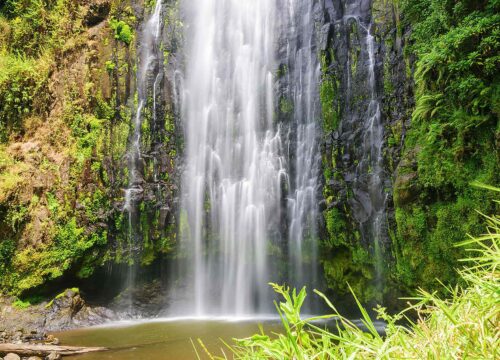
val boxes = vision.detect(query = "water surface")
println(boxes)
[55,319,282,359]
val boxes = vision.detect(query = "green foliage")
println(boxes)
[105,60,115,73]
[46,192,59,215]
[0,54,49,140]
[70,114,104,164]
[0,0,62,56]
[392,0,500,292]
[10,216,107,293]
[0,0,138,295]
[110,18,133,45]
[7,204,28,231]
[198,200,499,359]
[12,298,31,308]
[0,238,16,275]
[319,53,340,132]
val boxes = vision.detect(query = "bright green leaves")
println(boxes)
[110,18,133,45]
[270,283,307,326]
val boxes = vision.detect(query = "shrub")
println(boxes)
[110,18,133,45]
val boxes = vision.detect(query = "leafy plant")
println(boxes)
[110,18,133,45]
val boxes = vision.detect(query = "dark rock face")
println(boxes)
[84,0,111,27]
[110,280,167,318]
[44,290,116,330]
[121,0,181,260]
[319,0,414,304]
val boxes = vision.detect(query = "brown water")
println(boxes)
[54,318,282,360]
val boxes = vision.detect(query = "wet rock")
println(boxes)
[394,172,418,206]
[4,354,20,360]
[84,0,111,27]
[111,280,167,317]
[318,199,327,212]
[0,291,117,338]
[45,352,61,360]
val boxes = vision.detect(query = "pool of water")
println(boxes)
[53,317,283,359]
[54,316,386,359]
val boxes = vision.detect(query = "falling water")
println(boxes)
[363,24,386,284]
[281,0,321,298]
[172,0,321,316]
[342,10,388,286]
[122,0,164,309]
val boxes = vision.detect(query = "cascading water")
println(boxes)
[280,0,322,300]
[362,23,387,284]
[122,0,164,308]
[322,0,389,289]
[177,0,281,316]
[171,0,322,316]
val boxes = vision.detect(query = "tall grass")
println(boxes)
[197,185,499,359]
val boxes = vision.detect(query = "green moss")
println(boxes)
[322,246,379,303]
[391,0,500,293]
[320,53,340,132]
[45,287,80,308]
[13,298,31,308]
[279,97,294,115]
[0,54,49,140]
[324,208,348,247]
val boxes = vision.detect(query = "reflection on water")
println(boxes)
[55,319,282,360]
[54,318,386,359]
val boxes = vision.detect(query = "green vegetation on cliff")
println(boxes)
[0,0,137,295]
[392,0,500,290]
[319,0,499,301]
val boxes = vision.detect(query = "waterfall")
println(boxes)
[171,0,321,316]
[281,0,321,304]
[122,0,164,309]
[363,24,386,285]
[325,0,389,288]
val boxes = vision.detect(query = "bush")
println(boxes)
[110,18,133,45]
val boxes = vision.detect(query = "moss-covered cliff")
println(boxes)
[319,0,499,302]
[0,0,180,296]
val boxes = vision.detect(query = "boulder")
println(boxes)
[4,354,20,360]
[46,352,61,360]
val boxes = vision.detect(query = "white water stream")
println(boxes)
[173,0,321,316]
